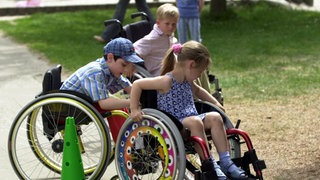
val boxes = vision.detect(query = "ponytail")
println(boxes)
[161,41,211,76]
[161,48,176,75]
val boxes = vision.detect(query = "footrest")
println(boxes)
[255,159,266,170]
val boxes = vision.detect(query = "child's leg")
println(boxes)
[203,112,247,179]
[203,112,229,153]
[182,116,226,179]
[182,116,209,160]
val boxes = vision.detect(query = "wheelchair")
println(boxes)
[104,11,153,44]
[7,64,130,179]
[115,90,266,180]
[8,63,266,180]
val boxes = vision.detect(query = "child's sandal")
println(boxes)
[221,161,248,180]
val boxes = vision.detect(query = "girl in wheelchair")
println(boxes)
[130,41,247,179]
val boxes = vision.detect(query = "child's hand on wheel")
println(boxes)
[131,109,144,122]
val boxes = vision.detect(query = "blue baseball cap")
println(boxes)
[104,37,143,63]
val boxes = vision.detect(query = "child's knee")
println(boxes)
[206,112,223,125]
[183,117,204,130]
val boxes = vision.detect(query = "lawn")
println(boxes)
[0,2,319,103]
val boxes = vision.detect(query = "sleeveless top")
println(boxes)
[157,74,205,122]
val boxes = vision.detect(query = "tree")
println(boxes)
[210,0,227,17]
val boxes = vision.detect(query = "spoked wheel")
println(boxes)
[8,93,111,179]
[115,108,186,180]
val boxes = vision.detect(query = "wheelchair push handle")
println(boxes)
[104,19,122,29]
[104,12,149,28]
[130,12,149,21]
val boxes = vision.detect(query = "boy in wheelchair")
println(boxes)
[60,37,142,110]
[130,41,247,179]
[60,37,143,141]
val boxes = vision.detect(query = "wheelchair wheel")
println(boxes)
[129,64,152,82]
[8,93,111,179]
[115,108,186,180]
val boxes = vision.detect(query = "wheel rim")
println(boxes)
[8,94,110,179]
[116,110,186,180]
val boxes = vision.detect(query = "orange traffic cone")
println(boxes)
[61,117,85,180]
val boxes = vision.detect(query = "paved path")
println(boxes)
[0,30,120,179]
[0,31,53,179]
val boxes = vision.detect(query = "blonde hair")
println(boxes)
[161,41,212,75]
[156,3,179,20]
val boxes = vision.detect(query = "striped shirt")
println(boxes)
[60,57,131,102]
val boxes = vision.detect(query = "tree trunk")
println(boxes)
[210,0,227,17]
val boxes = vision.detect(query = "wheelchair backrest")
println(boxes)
[104,12,152,43]
[123,19,152,43]
[42,64,62,94]
[140,90,184,130]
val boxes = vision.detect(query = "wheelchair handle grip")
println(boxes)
[104,19,122,28]
[131,12,149,21]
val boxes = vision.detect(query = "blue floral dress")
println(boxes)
[157,74,206,122]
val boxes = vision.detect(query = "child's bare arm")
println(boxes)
[130,76,169,121]
[98,97,130,110]
[192,81,225,111]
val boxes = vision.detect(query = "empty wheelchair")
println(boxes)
[7,64,130,179]
[115,90,266,180]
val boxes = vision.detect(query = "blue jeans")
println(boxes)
[101,0,155,42]
[177,17,201,43]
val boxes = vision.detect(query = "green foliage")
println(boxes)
[200,2,320,101]
[0,3,319,102]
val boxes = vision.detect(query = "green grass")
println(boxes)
[0,1,319,102]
